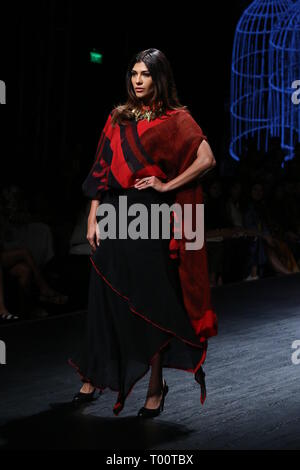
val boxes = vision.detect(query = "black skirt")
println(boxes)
[68,187,207,415]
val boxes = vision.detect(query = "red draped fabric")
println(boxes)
[82,108,218,341]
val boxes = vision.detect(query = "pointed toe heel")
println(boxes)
[137,380,168,419]
[72,388,102,406]
[195,366,206,405]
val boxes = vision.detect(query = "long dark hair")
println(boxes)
[111,48,187,127]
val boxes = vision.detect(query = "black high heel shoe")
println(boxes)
[0,311,19,322]
[195,366,206,404]
[137,379,168,418]
[72,387,102,406]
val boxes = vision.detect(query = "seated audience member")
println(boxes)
[0,185,68,320]
[0,246,68,321]
[242,181,298,280]
[204,179,230,287]
[267,181,300,268]
[243,182,272,280]
[69,202,91,256]
[1,184,55,268]
[0,263,19,321]
[64,201,92,308]
[223,179,251,282]
[226,180,243,228]
[264,222,300,276]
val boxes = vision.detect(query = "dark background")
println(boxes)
[1,3,300,450]
[2,1,252,216]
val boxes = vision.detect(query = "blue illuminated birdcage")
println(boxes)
[230,0,293,162]
[269,0,300,163]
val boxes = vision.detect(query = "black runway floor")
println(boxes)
[0,273,300,450]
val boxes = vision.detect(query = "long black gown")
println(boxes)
[68,186,207,415]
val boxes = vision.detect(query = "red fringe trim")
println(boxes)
[89,256,206,349]
[69,335,207,417]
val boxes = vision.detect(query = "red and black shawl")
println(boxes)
[82,108,218,342]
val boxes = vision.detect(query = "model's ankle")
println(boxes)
[146,382,164,397]
[80,383,95,393]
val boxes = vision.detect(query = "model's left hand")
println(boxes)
[134,177,167,192]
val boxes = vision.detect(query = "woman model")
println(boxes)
[68,48,218,418]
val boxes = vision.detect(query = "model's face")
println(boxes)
[131,61,154,103]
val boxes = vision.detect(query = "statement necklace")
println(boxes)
[131,103,165,122]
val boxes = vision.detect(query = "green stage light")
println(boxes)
[90,50,103,64]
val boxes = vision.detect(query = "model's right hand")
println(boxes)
[87,217,100,252]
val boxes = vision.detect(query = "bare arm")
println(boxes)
[88,199,100,222]
[164,140,216,192]
[87,199,101,252]
[134,140,216,192]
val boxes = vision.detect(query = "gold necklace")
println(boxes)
[131,103,164,122]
